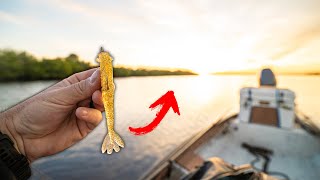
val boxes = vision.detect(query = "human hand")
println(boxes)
[0,68,104,162]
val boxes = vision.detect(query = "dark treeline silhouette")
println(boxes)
[0,49,196,81]
[0,49,90,81]
[113,67,196,77]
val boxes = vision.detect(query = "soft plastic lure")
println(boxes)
[97,49,124,154]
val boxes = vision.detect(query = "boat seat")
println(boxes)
[260,68,277,87]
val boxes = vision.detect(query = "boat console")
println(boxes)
[239,87,295,129]
[239,68,295,129]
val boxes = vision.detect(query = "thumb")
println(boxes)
[59,69,101,102]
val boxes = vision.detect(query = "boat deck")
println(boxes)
[141,115,320,180]
[197,117,320,180]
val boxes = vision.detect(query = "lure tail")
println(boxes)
[101,132,125,154]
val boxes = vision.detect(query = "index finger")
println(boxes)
[65,68,99,84]
[50,68,99,90]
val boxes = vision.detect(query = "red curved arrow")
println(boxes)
[129,91,180,135]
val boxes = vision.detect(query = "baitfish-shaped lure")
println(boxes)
[97,48,125,154]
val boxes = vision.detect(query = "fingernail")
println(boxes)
[82,110,88,116]
[90,69,99,83]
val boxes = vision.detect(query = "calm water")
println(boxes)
[0,75,319,180]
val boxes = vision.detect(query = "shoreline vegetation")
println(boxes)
[0,49,197,82]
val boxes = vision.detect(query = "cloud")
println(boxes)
[42,0,149,26]
[270,23,320,60]
[0,10,25,25]
[0,9,41,27]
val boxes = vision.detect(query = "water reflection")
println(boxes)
[179,75,224,106]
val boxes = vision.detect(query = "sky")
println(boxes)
[0,0,320,74]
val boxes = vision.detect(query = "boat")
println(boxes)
[140,68,320,180]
